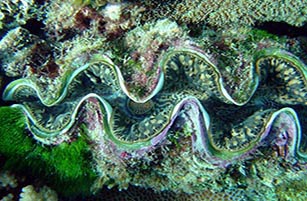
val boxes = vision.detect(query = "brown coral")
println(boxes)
[44,1,145,41]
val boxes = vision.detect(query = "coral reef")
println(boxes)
[0,0,307,200]
[0,170,58,201]
[140,0,307,28]
[19,185,58,201]
[43,0,144,41]
[0,171,17,189]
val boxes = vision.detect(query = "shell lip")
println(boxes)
[10,93,113,145]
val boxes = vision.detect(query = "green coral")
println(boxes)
[0,106,97,196]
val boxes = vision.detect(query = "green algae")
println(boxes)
[0,106,97,197]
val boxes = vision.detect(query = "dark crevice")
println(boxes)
[35,0,48,5]
[21,19,46,38]
[255,21,307,37]
[186,23,205,38]
[0,76,17,106]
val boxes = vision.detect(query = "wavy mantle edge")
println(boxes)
[8,93,307,166]
[4,48,307,108]
[2,46,268,106]
[2,54,163,105]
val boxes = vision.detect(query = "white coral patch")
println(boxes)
[103,4,122,21]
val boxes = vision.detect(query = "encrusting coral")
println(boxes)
[0,0,307,200]
[0,170,58,201]
[0,171,17,189]
[19,185,58,201]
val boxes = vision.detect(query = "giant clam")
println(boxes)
[1,18,307,199]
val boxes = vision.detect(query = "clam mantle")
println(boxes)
[1,19,307,195]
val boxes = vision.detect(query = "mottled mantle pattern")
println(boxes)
[1,1,307,200]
